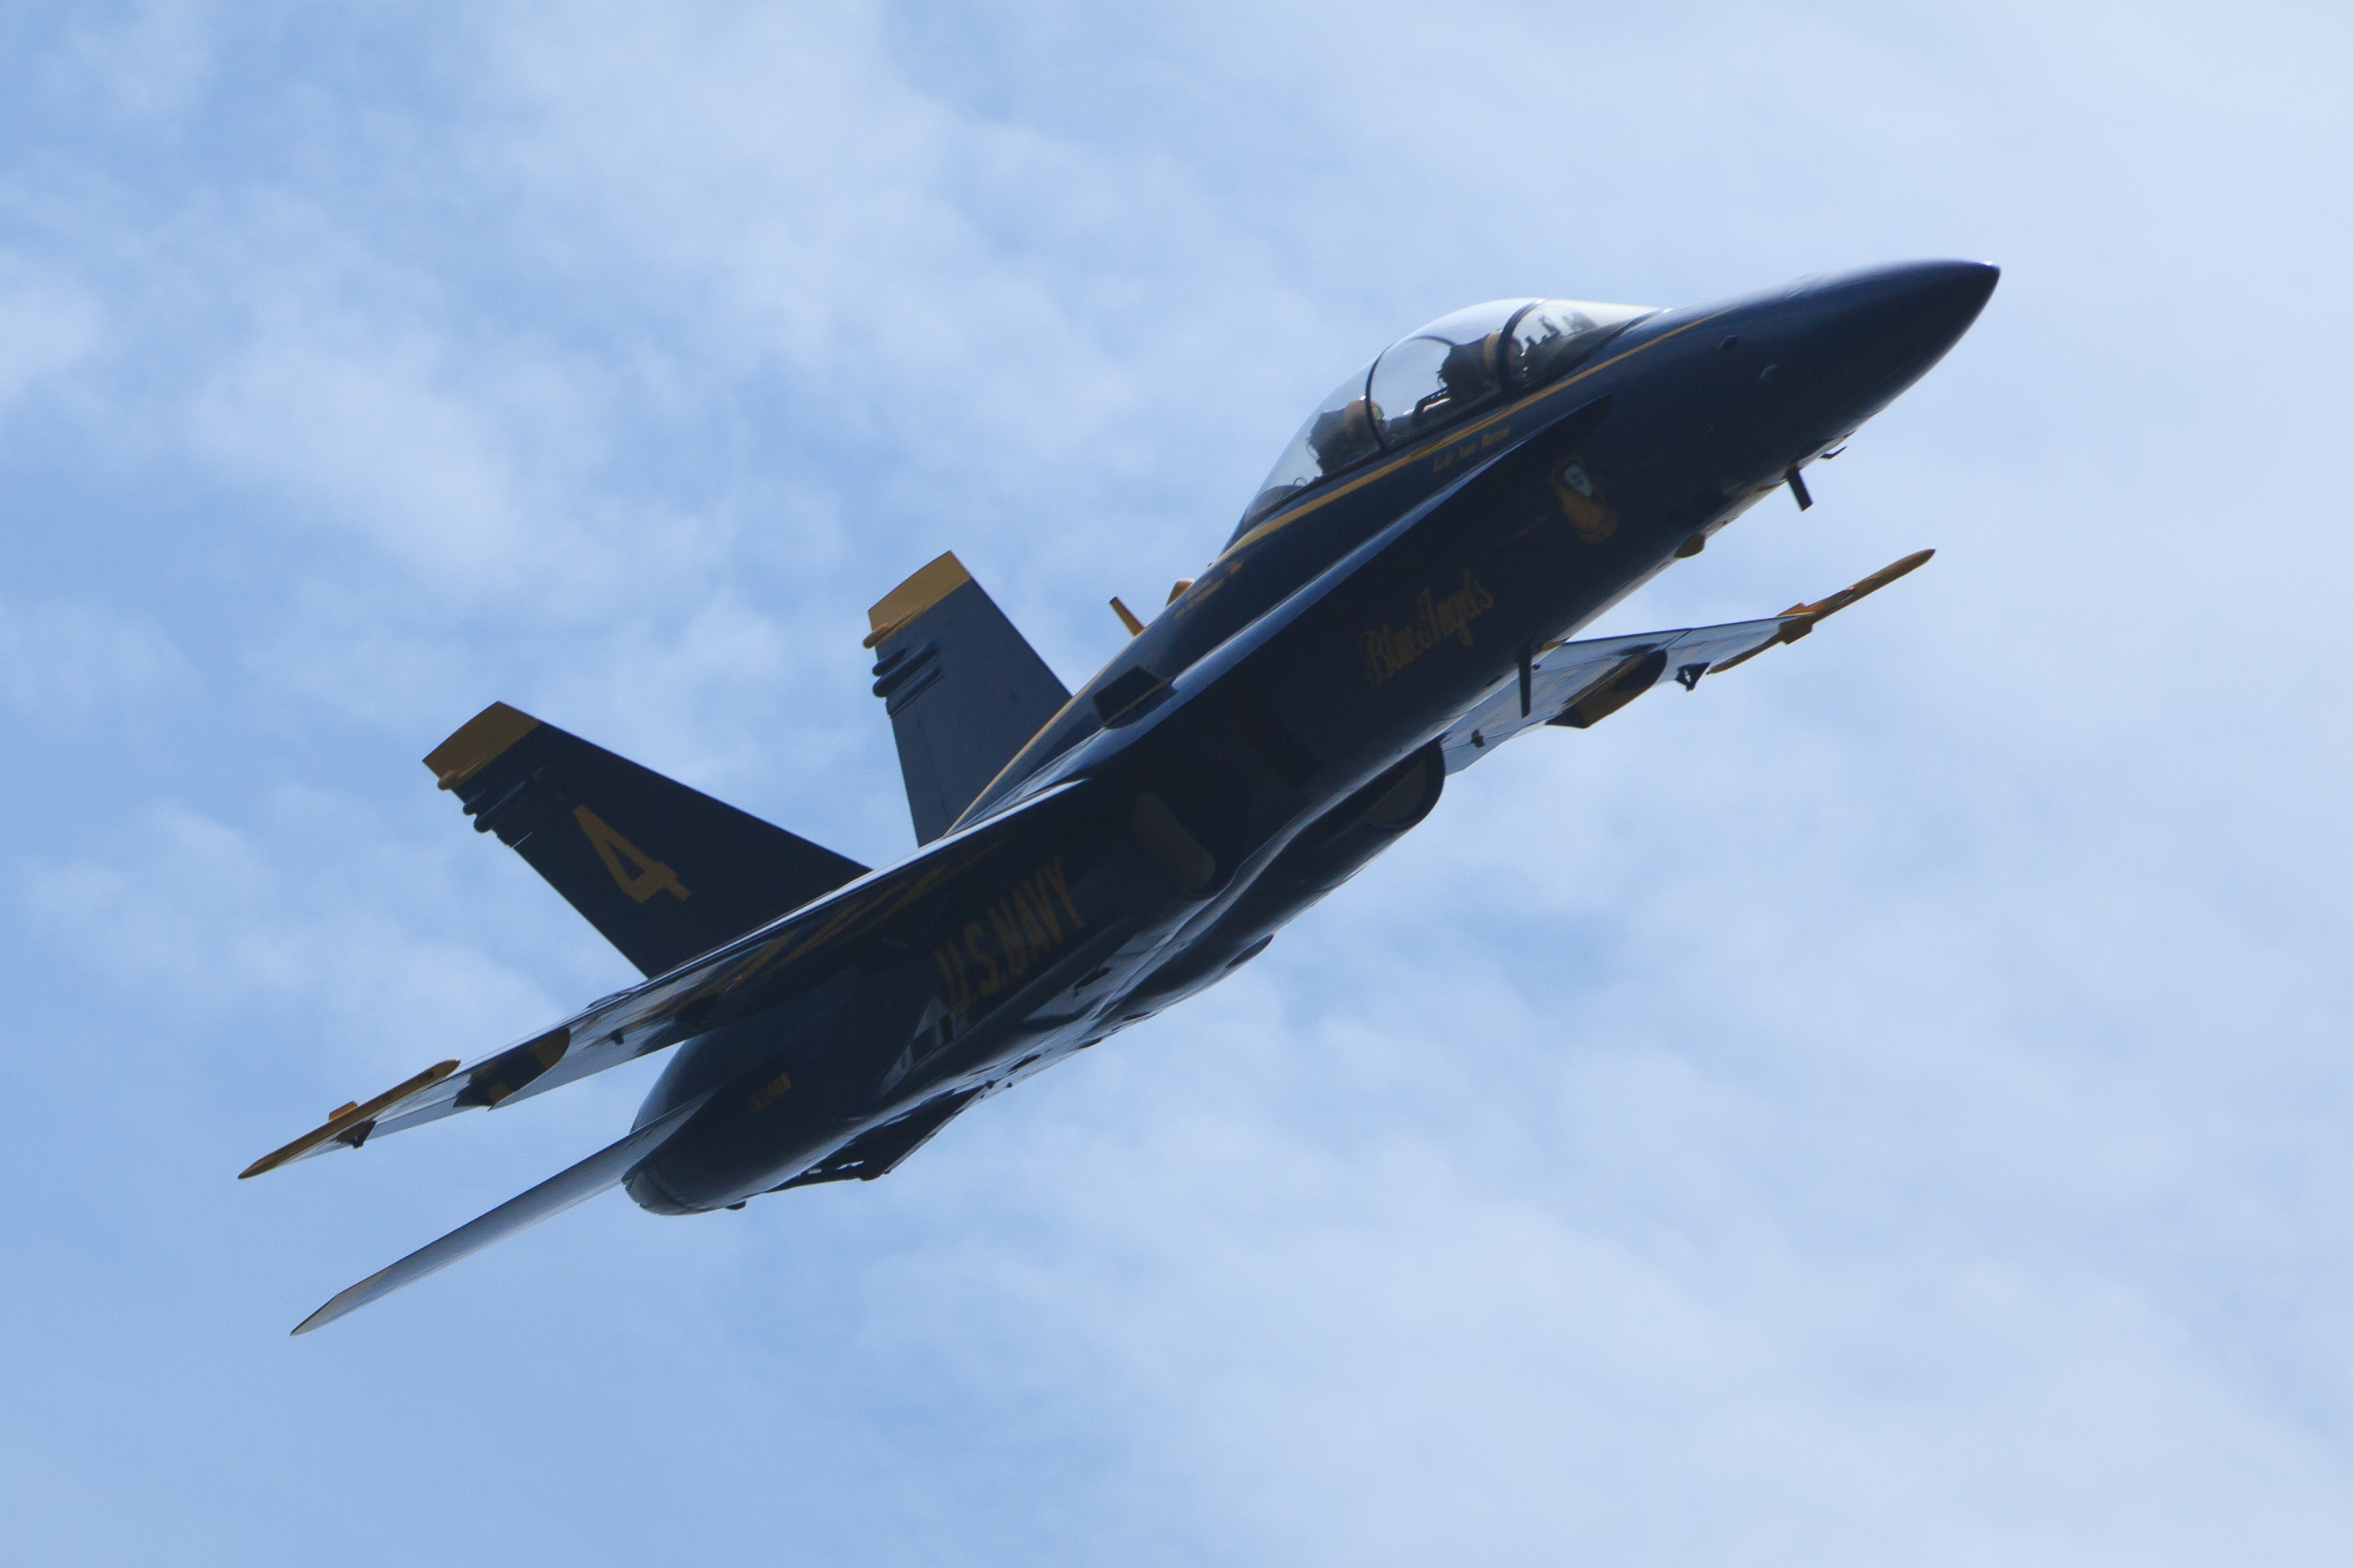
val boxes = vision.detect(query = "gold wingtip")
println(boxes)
[1836,547,1935,603]
[423,703,541,791]
[238,1059,461,1180]
[1709,549,1935,675]
[1788,547,1936,623]
[863,551,971,649]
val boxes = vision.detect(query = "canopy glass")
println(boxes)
[1235,297,1654,536]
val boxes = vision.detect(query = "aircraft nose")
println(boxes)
[1823,258,1997,340]
[1797,259,1999,416]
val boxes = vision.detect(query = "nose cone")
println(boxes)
[1800,259,1999,419]
[1821,258,1998,342]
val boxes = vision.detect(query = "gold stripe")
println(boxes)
[1217,307,1734,564]
[422,702,542,791]
[863,551,971,649]
[239,1059,461,1179]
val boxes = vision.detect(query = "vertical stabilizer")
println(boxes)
[865,552,1072,844]
[426,705,869,978]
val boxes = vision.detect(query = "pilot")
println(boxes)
[1435,332,1502,413]
[1307,395,1379,475]
[1503,304,1600,389]
[1383,332,1503,441]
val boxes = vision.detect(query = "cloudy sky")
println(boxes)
[3,2,2349,1562]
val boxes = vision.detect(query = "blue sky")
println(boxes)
[3,2,2350,1562]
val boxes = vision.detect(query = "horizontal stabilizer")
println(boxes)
[867,553,1073,844]
[1442,550,1932,770]
[426,702,869,978]
[292,1095,709,1334]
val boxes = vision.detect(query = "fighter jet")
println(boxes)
[244,260,1997,1333]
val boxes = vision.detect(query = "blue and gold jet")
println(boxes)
[245,260,1996,1333]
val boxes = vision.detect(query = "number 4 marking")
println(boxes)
[573,806,691,903]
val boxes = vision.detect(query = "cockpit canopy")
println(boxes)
[1237,297,1654,534]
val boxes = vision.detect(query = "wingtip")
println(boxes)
[1799,547,1937,620]
[292,1263,394,1336]
[279,1095,714,1337]
[291,1302,340,1336]
[1705,546,1935,676]
[237,1060,461,1181]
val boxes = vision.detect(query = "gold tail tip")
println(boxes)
[864,551,971,649]
[423,702,542,791]
[1109,596,1146,637]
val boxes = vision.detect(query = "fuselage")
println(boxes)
[624,260,1997,1215]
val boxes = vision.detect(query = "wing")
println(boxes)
[290,1095,711,1335]
[1440,550,1932,771]
[240,775,1088,1180]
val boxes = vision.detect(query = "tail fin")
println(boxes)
[865,552,1071,844]
[425,704,868,978]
